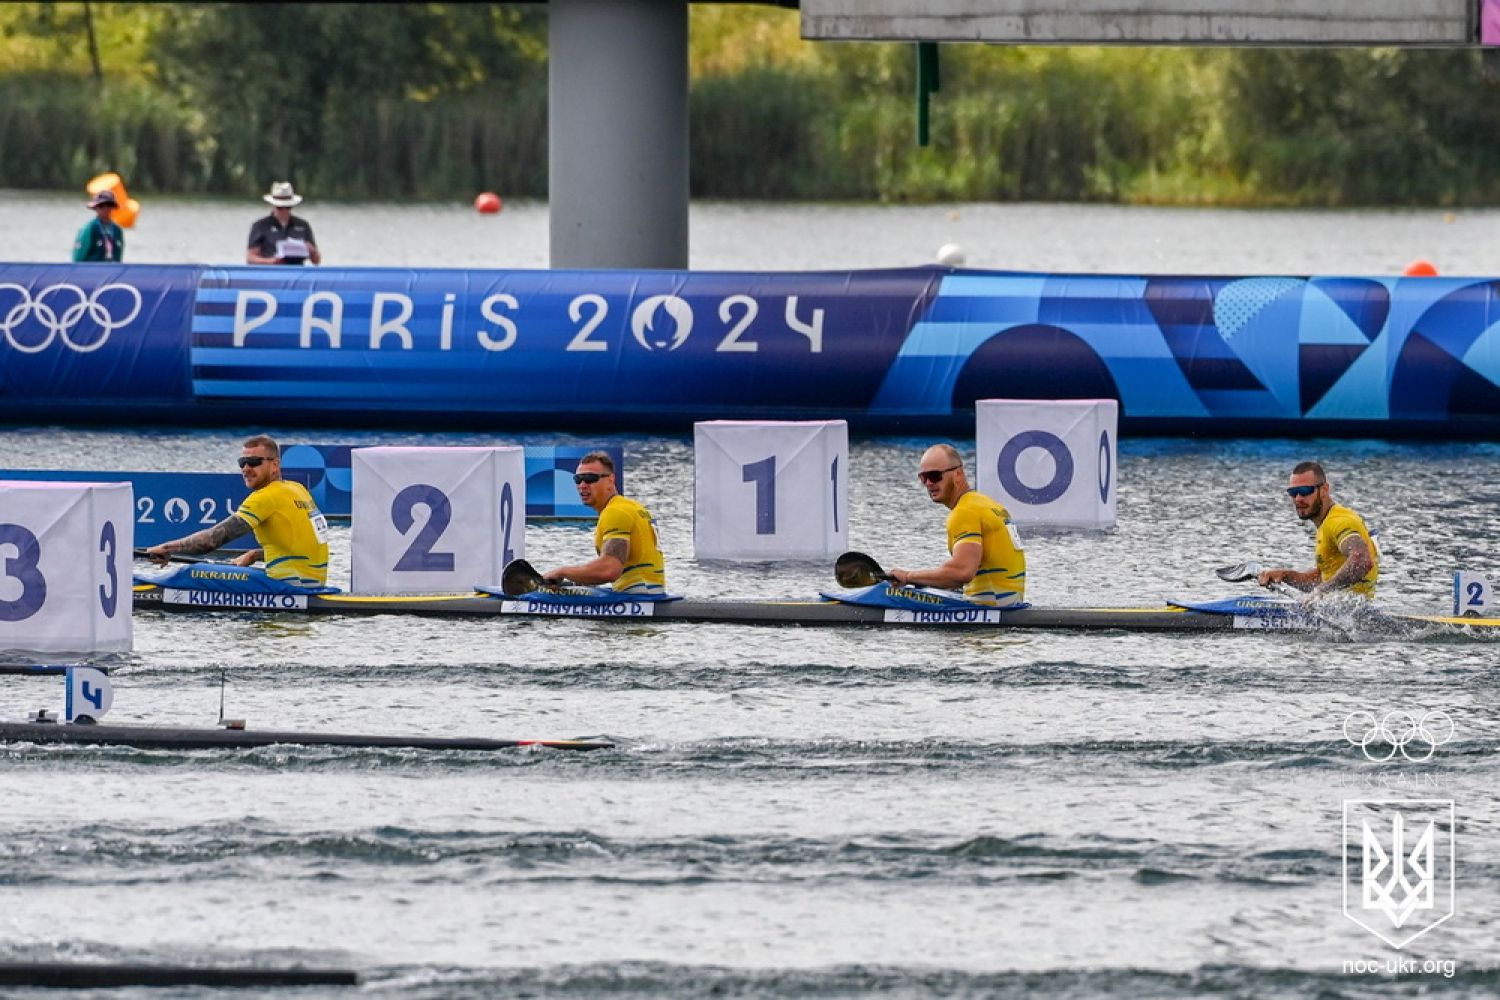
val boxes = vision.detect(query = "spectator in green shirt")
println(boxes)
[72,190,125,262]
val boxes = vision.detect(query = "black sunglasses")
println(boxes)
[574,471,611,484]
[917,465,961,485]
[1285,482,1324,498]
[238,456,272,469]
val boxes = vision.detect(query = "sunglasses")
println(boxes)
[917,465,962,485]
[237,456,272,469]
[1285,483,1323,498]
[573,472,611,484]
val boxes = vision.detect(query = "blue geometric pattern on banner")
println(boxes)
[280,444,353,518]
[134,563,339,594]
[523,445,625,518]
[6,263,1500,434]
[1388,280,1500,420]
[820,582,1025,612]
[0,470,267,549]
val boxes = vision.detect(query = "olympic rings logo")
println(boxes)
[0,283,142,354]
[1343,709,1454,762]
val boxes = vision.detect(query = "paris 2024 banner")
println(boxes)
[2,263,1497,435]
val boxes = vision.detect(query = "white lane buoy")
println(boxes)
[936,243,966,267]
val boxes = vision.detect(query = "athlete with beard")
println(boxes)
[1258,460,1378,598]
[145,435,330,587]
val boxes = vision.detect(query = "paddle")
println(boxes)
[834,551,893,588]
[1214,561,1353,632]
[1214,561,1262,584]
[500,558,552,597]
[133,547,212,566]
[1217,561,1316,598]
[1216,560,1305,597]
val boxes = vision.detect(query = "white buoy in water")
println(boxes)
[936,243,966,267]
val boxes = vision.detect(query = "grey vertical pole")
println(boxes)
[549,0,689,270]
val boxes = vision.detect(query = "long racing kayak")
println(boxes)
[131,585,1500,634]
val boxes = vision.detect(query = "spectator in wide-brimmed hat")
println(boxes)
[72,189,124,262]
[247,180,321,265]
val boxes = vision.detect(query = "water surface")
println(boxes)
[1,197,1498,996]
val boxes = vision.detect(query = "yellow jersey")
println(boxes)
[945,490,1026,606]
[1316,503,1378,597]
[236,479,330,586]
[596,494,666,593]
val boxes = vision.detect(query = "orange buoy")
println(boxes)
[115,198,141,228]
[474,192,502,214]
[1402,259,1438,277]
[87,172,139,228]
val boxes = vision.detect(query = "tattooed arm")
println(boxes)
[543,536,628,586]
[145,515,253,565]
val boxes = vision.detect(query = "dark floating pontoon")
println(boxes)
[0,664,105,677]
[0,720,613,752]
[0,960,358,988]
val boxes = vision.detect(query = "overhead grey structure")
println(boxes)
[549,0,689,269]
[801,0,1483,46]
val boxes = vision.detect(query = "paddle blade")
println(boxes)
[500,558,547,596]
[1215,561,1263,583]
[834,551,889,588]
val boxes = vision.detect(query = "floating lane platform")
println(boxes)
[131,586,1500,634]
[0,961,358,989]
[0,719,612,752]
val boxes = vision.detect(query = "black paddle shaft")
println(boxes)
[132,547,211,565]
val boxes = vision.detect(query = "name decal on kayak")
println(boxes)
[499,600,656,617]
[1231,614,1299,631]
[883,608,1004,624]
[162,588,309,610]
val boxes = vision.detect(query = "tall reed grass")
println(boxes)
[5,47,1500,206]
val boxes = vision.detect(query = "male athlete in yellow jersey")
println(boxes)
[888,443,1026,606]
[145,434,331,587]
[1258,460,1377,598]
[543,451,666,594]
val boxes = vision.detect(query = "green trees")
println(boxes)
[148,3,545,194]
[0,2,547,198]
[1,3,1497,205]
[1220,48,1500,205]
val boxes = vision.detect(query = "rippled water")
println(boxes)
[3,429,1499,996]
[3,198,1500,995]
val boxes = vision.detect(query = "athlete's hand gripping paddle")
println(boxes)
[1217,560,1308,598]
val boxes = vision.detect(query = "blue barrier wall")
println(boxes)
[3,263,1498,436]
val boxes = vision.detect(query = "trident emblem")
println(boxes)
[1344,800,1455,949]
